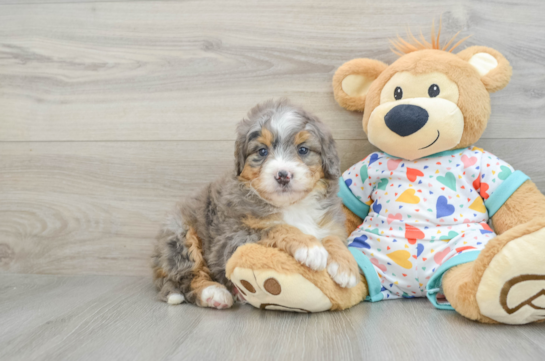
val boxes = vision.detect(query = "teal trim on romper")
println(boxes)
[349,248,384,302]
[383,148,463,160]
[485,170,529,217]
[338,177,370,219]
[426,251,481,310]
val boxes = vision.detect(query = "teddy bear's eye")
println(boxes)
[394,87,403,100]
[428,84,440,98]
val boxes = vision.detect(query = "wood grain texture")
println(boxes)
[0,1,543,358]
[0,273,544,361]
[0,0,544,141]
[1,139,545,276]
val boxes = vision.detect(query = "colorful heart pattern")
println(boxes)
[406,167,424,182]
[405,224,424,245]
[433,247,451,265]
[387,250,413,269]
[437,172,456,191]
[370,258,387,272]
[344,147,514,300]
[359,164,368,183]
[387,213,403,225]
[461,154,477,169]
[439,231,459,241]
[377,178,389,190]
[387,158,403,171]
[469,197,486,213]
[436,196,455,218]
[351,235,370,249]
[396,189,420,204]
[498,165,512,180]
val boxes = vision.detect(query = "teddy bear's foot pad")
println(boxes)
[231,267,332,313]
[476,227,545,324]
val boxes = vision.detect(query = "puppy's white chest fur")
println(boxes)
[281,194,330,240]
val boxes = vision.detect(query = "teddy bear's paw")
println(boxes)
[200,285,234,310]
[294,246,328,271]
[327,262,359,288]
[476,227,545,324]
[230,267,332,312]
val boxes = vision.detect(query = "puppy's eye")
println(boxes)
[298,147,309,155]
[394,87,403,100]
[258,148,268,157]
[428,84,440,98]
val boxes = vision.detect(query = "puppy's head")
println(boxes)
[235,100,339,208]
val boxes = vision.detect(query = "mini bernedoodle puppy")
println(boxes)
[152,99,360,309]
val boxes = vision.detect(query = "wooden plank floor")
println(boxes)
[1,0,545,276]
[0,1,544,359]
[0,273,544,361]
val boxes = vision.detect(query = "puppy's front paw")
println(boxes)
[327,262,359,288]
[201,285,234,309]
[294,246,328,271]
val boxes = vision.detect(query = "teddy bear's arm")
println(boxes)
[491,180,545,234]
[342,205,363,235]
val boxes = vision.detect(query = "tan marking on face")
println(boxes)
[239,162,261,182]
[185,227,217,304]
[257,128,273,147]
[294,130,310,145]
[309,164,325,183]
[308,165,327,198]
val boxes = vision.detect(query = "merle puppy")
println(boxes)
[152,100,359,309]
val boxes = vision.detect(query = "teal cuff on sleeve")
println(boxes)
[426,251,481,310]
[349,247,384,302]
[485,170,529,217]
[338,177,370,219]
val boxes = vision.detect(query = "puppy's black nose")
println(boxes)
[384,104,429,137]
[275,170,291,186]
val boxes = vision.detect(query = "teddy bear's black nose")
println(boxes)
[384,104,429,136]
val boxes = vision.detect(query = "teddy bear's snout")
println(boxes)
[385,104,429,137]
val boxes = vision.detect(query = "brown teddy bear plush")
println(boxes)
[227,27,545,324]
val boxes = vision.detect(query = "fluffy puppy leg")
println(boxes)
[153,227,233,309]
[322,236,360,288]
[259,225,328,271]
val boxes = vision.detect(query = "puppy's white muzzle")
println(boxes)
[259,157,312,206]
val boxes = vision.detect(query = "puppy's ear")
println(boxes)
[320,131,341,180]
[234,125,248,176]
[457,46,512,93]
[332,58,388,112]
[305,117,340,180]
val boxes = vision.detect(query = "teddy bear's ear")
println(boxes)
[457,46,512,93]
[332,58,388,112]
